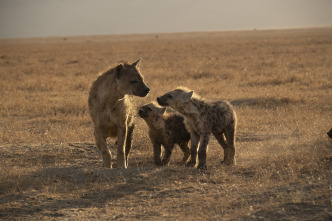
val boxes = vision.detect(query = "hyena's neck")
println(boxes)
[178,98,201,118]
[98,73,125,105]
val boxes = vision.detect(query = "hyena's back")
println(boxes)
[205,100,237,134]
[190,99,237,136]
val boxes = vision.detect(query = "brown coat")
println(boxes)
[139,103,190,165]
[88,59,150,168]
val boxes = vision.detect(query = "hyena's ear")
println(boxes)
[158,107,166,116]
[132,59,141,68]
[183,91,194,102]
[116,63,124,79]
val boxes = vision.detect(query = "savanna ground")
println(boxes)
[0,28,331,220]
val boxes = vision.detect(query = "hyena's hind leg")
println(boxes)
[179,141,190,164]
[161,145,173,165]
[224,125,236,165]
[213,130,231,165]
[94,128,112,168]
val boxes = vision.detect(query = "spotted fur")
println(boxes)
[157,87,237,169]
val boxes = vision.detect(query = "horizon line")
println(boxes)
[1,25,331,40]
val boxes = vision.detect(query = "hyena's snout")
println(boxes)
[157,96,168,107]
[142,85,150,96]
[135,83,150,97]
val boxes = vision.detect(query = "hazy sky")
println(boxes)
[0,0,332,39]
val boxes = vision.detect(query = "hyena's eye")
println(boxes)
[130,80,138,84]
[167,94,173,99]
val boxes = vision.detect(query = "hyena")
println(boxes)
[88,59,150,168]
[138,103,190,166]
[157,87,237,170]
[328,128,332,139]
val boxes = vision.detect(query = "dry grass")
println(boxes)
[0,28,331,220]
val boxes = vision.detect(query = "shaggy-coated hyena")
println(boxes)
[157,87,237,169]
[88,59,150,168]
[138,103,190,166]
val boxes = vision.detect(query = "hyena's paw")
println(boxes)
[102,162,113,168]
[197,163,207,170]
[102,151,112,168]
[185,160,196,167]
[161,159,170,166]
[221,160,235,166]
[180,158,189,165]
[154,159,162,166]
[182,155,190,163]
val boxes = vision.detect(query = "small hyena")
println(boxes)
[88,59,150,168]
[157,87,237,169]
[138,103,190,166]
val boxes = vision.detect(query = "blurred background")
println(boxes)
[1,0,332,39]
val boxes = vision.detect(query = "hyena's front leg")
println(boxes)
[94,128,112,168]
[117,126,128,169]
[185,131,200,167]
[197,133,210,170]
[125,124,135,168]
[152,141,162,166]
[161,144,174,165]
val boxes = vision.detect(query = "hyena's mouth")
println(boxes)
[157,97,168,106]
[134,87,150,97]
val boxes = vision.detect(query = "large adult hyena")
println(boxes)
[88,59,150,168]
[138,103,190,166]
[157,87,237,170]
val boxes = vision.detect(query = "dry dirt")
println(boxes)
[0,28,331,220]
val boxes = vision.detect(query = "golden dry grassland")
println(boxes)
[0,28,331,220]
